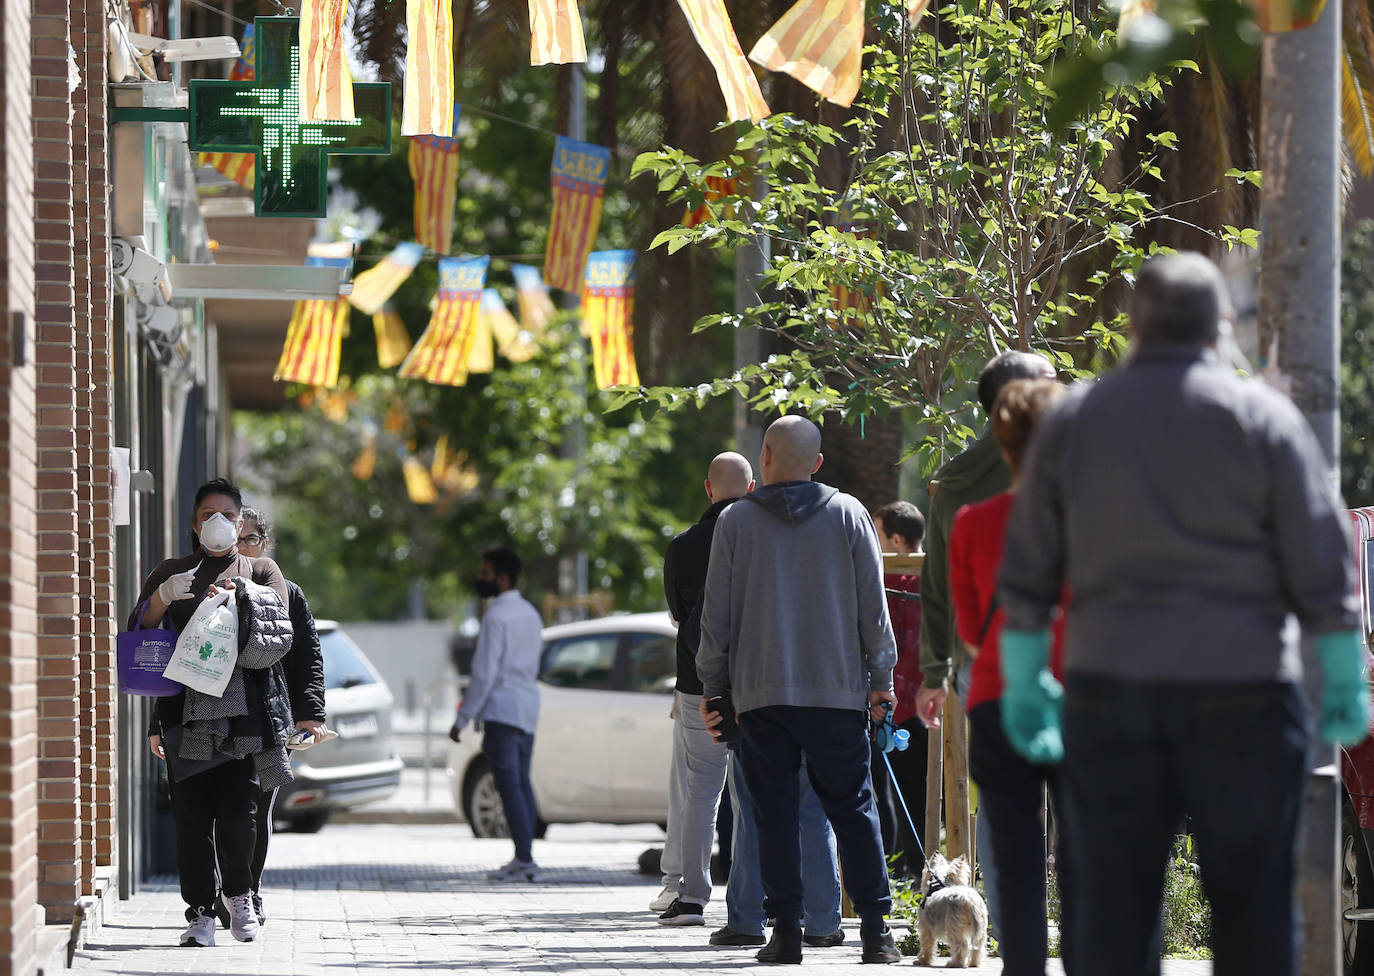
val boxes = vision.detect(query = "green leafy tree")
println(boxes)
[628,0,1255,467]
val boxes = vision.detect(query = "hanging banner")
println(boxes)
[372,307,413,369]
[482,289,537,362]
[199,23,257,189]
[529,0,587,64]
[467,302,495,375]
[749,0,863,108]
[299,0,356,121]
[829,202,876,328]
[408,109,461,256]
[511,263,557,333]
[675,0,770,122]
[398,255,490,386]
[348,241,426,315]
[582,250,639,389]
[275,297,348,387]
[544,136,611,294]
[351,432,377,481]
[403,0,455,134]
[402,455,438,503]
[1248,0,1326,30]
[682,175,739,227]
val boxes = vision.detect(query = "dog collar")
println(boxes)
[925,874,947,896]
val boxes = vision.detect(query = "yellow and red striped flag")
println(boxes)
[372,307,413,369]
[511,263,557,334]
[408,113,461,256]
[403,0,455,134]
[350,433,377,481]
[1247,0,1325,30]
[398,256,490,386]
[275,297,348,387]
[481,289,537,362]
[545,137,611,294]
[349,242,426,316]
[529,0,587,64]
[675,0,770,122]
[829,203,877,328]
[199,24,256,189]
[582,250,639,389]
[402,455,439,503]
[749,0,863,108]
[467,302,495,375]
[682,175,739,227]
[299,0,356,121]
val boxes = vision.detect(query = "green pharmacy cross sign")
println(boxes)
[188,17,391,218]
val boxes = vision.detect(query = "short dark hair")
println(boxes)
[873,501,925,549]
[482,547,522,586]
[240,506,272,540]
[977,351,1056,413]
[1130,252,1233,346]
[193,477,243,512]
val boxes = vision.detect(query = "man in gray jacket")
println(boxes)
[697,415,901,966]
[997,252,1369,976]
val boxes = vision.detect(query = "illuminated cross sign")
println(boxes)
[187,17,391,218]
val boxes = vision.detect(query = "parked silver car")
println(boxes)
[274,620,404,832]
[447,612,678,837]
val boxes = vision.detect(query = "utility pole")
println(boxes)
[1257,2,1341,971]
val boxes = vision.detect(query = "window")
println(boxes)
[541,635,617,690]
[622,632,677,695]
[319,629,377,689]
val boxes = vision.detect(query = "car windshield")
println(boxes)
[320,629,376,689]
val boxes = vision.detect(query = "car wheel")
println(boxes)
[1344,803,1374,975]
[290,811,331,834]
[463,762,511,839]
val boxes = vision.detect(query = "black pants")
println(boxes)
[872,717,927,876]
[1060,676,1307,976]
[169,756,259,914]
[216,786,277,895]
[968,700,1060,976]
[739,705,891,933]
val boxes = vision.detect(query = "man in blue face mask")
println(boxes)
[451,548,545,881]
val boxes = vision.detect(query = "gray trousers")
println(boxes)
[659,692,729,905]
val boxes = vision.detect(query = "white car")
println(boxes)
[447,612,678,836]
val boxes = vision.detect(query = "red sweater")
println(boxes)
[884,573,922,725]
[949,492,1065,711]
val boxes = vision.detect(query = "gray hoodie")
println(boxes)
[695,479,898,715]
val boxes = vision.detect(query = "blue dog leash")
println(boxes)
[874,702,934,877]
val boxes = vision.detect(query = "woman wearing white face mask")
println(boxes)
[129,477,292,948]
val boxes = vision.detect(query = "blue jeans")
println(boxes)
[482,721,537,863]
[739,706,891,934]
[726,750,841,936]
[1060,676,1307,976]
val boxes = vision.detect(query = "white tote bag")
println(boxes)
[163,589,239,697]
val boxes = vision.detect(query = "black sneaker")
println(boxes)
[757,928,803,964]
[212,896,230,930]
[860,926,901,964]
[657,898,705,926]
[252,889,266,926]
[710,926,766,946]
[803,929,845,947]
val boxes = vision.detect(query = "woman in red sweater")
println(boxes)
[949,378,1067,976]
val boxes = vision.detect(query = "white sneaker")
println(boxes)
[179,912,216,947]
[221,890,260,942]
[649,884,678,913]
[486,858,540,882]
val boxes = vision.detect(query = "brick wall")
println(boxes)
[32,0,82,925]
[0,0,43,961]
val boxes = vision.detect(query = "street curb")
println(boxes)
[333,809,459,825]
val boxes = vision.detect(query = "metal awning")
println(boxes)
[166,263,344,301]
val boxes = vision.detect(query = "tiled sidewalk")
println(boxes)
[72,822,1212,975]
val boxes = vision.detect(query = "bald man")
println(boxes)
[654,452,756,926]
[696,417,901,965]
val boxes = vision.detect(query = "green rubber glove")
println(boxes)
[999,628,1064,764]
[1317,630,1370,745]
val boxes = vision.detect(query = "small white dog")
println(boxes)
[914,853,988,968]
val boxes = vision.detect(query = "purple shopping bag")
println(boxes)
[116,602,181,696]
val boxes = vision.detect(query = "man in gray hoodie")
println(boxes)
[697,415,901,966]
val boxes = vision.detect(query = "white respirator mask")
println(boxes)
[198,512,239,554]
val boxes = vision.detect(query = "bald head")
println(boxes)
[705,452,754,502]
[761,416,823,484]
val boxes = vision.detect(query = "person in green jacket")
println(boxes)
[915,350,1056,728]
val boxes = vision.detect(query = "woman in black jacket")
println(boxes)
[132,478,293,948]
[231,506,327,926]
